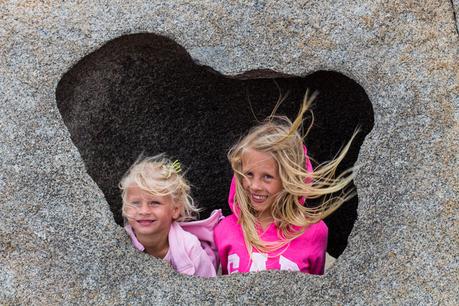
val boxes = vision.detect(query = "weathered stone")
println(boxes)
[1,1,458,304]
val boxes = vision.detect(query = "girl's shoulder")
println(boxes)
[169,222,217,277]
[214,214,240,238]
[179,209,223,239]
[171,222,201,245]
[297,220,328,248]
[286,220,328,246]
[304,220,328,238]
[308,220,328,234]
[215,214,238,228]
[283,221,328,259]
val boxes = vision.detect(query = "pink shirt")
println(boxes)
[214,215,328,274]
[125,209,223,278]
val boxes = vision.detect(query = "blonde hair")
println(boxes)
[228,91,358,254]
[119,154,200,222]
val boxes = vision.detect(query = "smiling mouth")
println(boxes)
[251,193,268,203]
[136,220,155,226]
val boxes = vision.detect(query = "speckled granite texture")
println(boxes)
[1,1,458,305]
[454,0,459,34]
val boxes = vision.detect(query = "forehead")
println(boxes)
[125,185,171,200]
[241,148,278,171]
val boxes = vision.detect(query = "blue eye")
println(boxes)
[130,201,141,207]
[148,201,160,207]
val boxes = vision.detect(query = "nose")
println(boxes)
[249,177,262,191]
[137,203,150,215]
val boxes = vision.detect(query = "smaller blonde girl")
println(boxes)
[120,155,221,277]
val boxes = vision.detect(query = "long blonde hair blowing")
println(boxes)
[119,154,200,222]
[228,92,358,254]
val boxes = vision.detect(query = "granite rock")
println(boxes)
[1,0,458,304]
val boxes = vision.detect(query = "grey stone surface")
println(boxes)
[1,0,458,305]
[454,0,459,34]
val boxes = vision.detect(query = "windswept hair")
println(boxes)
[119,154,200,222]
[228,91,358,254]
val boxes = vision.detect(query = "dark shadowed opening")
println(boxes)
[56,33,374,257]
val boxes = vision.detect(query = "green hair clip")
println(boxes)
[164,160,182,178]
[171,160,181,174]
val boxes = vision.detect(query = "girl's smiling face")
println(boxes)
[125,185,180,238]
[241,148,283,220]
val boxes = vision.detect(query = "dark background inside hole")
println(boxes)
[56,33,374,257]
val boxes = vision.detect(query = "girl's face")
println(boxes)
[241,148,283,220]
[125,185,180,238]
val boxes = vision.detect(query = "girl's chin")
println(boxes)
[251,205,272,217]
[251,200,271,210]
[252,205,268,213]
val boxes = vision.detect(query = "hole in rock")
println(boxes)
[56,33,374,258]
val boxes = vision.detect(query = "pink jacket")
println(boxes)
[125,209,223,277]
[214,145,328,275]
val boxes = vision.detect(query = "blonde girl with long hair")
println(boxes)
[214,92,357,274]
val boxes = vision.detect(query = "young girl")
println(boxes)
[120,155,222,277]
[214,92,357,275]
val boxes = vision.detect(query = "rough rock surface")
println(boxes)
[1,1,458,305]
